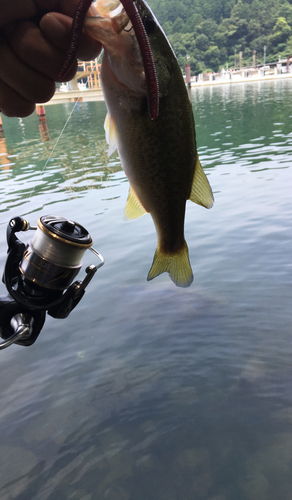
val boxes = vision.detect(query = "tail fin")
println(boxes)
[147,241,193,288]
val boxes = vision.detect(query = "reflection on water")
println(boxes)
[0,101,124,214]
[0,80,292,500]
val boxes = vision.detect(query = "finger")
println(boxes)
[0,79,35,117]
[36,0,99,19]
[4,21,77,82]
[0,37,56,104]
[0,0,95,28]
[40,13,102,62]
[0,0,35,28]
[36,0,80,18]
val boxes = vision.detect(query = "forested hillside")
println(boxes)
[147,0,292,73]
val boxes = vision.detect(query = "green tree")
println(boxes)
[285,35,292,55]
[184,14,204,34]
[271,17,291,44]
[205,45,221,70]
[268,16,291,54]
[172,17,185,33]
[230,0,249,22]
[195,34,210,51]
[213,30,228,49]
[197,19,218,40]
[147,0,292,73]
[162,21,173,36]
[250,35,268,53]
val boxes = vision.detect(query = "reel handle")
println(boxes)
[0,295,46,348]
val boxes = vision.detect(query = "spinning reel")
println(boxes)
[0,215,104,349]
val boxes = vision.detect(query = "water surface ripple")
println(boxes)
[0,80,291,500]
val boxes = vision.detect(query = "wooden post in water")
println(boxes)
[39,120,50,142]
[36,105,50,141]
[0,113,3,136]
[0,115,10,168]
[253,51,256,68]
[239,51,242,69]
[36,105,46,122]
[185,63,191,88]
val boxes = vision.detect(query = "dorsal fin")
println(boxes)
[189,154,214,209]
[104,112,118,157]
[124,185,147,220]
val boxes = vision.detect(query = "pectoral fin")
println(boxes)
[189,154,214,209]
[104,112,118,157]
[124,186,147,220]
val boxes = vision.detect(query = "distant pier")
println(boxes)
[191,71,292,87]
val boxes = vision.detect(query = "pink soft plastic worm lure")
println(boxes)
[59,0,159,119]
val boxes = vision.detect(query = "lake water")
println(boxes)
[0,79,291,500]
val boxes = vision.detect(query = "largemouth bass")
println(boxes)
[68,0,214,287]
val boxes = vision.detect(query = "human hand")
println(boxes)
[0,0,102,117]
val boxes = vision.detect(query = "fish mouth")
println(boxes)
[93,0,124,18]
[59,0,159,119]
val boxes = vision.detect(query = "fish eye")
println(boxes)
[143,15,156,34]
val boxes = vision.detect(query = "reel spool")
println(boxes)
[21,216,94,291]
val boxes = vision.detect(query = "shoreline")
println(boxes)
[44,72,292,105]
[190,71,292,87]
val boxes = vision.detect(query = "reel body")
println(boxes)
[0,215,104,349]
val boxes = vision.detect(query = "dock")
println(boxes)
[46,88,104,105]
[191,71,292,87]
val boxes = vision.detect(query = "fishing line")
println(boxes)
[0,97,83,227]
[27,98,81,201]
[28,57,102,201]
